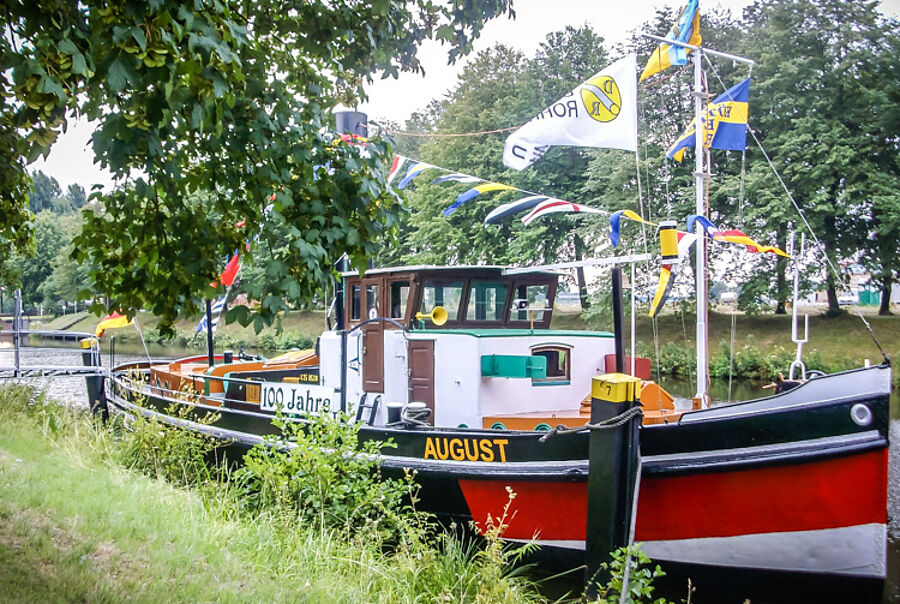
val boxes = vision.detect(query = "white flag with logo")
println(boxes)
[503,54,638,171]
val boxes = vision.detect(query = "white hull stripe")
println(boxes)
[510,523,887,578]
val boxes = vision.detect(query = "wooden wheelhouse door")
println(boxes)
[408,340,435,425]
[361,279,384,392]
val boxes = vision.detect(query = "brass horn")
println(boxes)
[415,305,448,326]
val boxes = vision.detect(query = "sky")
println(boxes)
[32,0,900,192]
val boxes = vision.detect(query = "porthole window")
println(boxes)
[531,345,571,385]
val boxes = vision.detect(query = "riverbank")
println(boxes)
[30,306,900,381]
[0,385,553,603]
[555,307,900,382]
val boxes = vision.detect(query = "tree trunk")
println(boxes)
[573,234,590,310]
[878,276,893,316]
[774,255,788,314]
[822,214,842,317]
[825,276,841,317]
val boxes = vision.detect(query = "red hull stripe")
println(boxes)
[457,449,887,542]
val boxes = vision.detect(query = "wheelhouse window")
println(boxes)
[511,284,550,323]
[531,345,571,385]
[389,280,410,319]
[466,281,508,322]
[421,280,463,321]
[365,284,380,319]
[350,284,361,321]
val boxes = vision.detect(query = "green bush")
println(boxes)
[255,330,315,351]
[236,412,408,535]
[590,543,674,604]
[112,401,222,487]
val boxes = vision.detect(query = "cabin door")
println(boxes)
[361,279,384,392]
[408,340,435,425]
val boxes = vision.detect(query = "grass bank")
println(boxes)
[553,307,900,381]
[0,386,557,603]
[31,310,328,353]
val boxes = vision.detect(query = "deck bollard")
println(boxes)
[81,338,107,420]
[584,372,642,598]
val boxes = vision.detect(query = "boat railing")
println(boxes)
[111,365,330,417]
[0,325,107,379]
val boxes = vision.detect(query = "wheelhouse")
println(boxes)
[340,265,559,330]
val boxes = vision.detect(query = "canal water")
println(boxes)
[0,341,897,602]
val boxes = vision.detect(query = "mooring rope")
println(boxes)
[538,406,643,442]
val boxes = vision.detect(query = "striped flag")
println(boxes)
[431,173,482,185]
[484,195,549,224]
[95,311,134,337]
[196,295,228,335]
[609,209,656,246]
[521,199,607,225]
[387,156,406,184]
[649,223,698,318]
[687,215,788,256]
[397,162,436,190]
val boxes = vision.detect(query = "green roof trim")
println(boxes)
[412,328,613,338]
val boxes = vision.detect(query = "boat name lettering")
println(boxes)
[259,382,336,417]
[423,437,509,463]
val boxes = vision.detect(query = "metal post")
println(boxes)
[13,289,21,378]
[205,299,214,367]
[611,268,626,373]
[339,329,348,414]
[630,263,636,376]
[81,338,107,419]
[584,373,641,597]
[693,49,709,408]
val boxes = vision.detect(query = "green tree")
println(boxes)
[39,213,94,309]
[739,0,894,316]
[65,183,87,210]
[855,27,900,315]
[1,0,513,331]
[391,26,614,310]
[27,170,61,213]
[5,211,70,309]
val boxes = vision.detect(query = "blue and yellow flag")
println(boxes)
[443,183,517,217]
[667,78,750,162]
[640,0,702,82]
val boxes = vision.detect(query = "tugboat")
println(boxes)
[105,261,892,579]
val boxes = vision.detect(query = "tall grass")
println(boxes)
[0,385,551,603]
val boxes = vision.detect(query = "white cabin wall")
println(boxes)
[318,330,363,417]
[477,335,613,417]
[429,334,482,428]
[379,330,412,423]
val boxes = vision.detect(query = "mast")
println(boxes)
[640,34,755,407]
[692,48,709,407]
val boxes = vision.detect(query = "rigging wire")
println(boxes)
[385,125,519,138]
[637,90,663,390]
[703,54,889,364]
[728,63,752,402]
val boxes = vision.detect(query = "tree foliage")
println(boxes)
[389,26,615,307]
[0,0,513,331]
[389,1,898,316]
